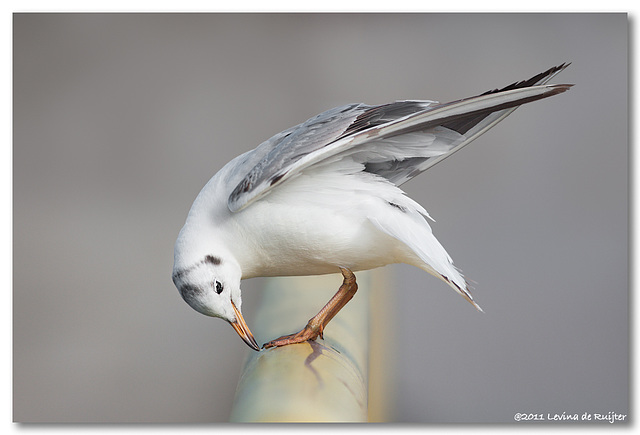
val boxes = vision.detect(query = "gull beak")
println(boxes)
[230,301,260,351]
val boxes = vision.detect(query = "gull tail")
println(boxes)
[368,197,484,311]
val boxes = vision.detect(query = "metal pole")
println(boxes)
[229,271,376,422]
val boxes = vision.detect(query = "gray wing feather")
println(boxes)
[228,64,571,212]
[227,103,365,211]
[363,63,572,185]
[227,100,436,212]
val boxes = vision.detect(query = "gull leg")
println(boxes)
[262,267,358,349]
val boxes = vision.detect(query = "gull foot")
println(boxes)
[262,323,323,349]
[261,267,357,349]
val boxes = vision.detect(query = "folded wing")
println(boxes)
[228,64,571,212]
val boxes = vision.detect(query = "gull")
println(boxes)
[172,64,572,351]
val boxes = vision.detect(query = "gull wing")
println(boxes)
[228,64,571,213]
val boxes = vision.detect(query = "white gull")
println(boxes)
[172,64,572,350]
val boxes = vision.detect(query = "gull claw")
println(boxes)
[262,325,323,349]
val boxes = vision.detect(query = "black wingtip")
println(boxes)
[548,83,574,94]
[481,63,572,96]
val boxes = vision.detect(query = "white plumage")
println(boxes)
[172,64,571,350]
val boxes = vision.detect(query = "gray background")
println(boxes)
[13,13,627,423]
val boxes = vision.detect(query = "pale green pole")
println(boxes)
[229,271,382,423]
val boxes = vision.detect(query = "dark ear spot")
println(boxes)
[204,255,222,265]
[179,283,203,300]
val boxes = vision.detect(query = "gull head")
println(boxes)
[172,248,259,351]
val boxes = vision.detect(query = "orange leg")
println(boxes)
[262,267,358,349]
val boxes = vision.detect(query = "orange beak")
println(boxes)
[230,301,260,351]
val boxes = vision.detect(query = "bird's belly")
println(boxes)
[229,200,401,278]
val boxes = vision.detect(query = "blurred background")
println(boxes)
[13,13,627,423]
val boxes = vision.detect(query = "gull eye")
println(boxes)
[215,281,224,294]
